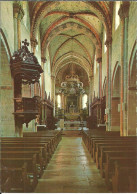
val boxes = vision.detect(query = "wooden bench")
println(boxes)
[1,146,48,167]
[96,144,136,169]
[104,155,136,187]
[1,150,44,177]
[0,130,62,192]
[112,161,137,193]
[1,162,32,192]
[0,137,54,154]
[92,138,136,161]
[1,142,52,161]
[1,156,38,189]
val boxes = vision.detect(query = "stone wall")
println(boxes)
[0,41,15,136]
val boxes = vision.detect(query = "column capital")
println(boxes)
[89,75,93,80]
[118,2,130,19]
[88,75,93,84]
[51,75,55,80]
[96,57,102,63]
[30,38,38,48]
[105,37,112,47]
[41,57,47,63]
[13,2,24,20]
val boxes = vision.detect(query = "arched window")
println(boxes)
[115,1,120,30]
[22,2,29,29]
[82,94,87,109]
[104,32,107,53]
[44,48,51,96]
[94,54,96,75]
[57,95,61,108]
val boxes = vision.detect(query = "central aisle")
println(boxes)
[35,137,108,193]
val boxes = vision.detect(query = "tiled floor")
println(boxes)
[35,137,108,193]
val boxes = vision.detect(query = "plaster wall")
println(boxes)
[128,2,137,64]
[0,41,15,136]
[0,1,14,53]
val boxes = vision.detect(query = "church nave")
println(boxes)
[35,137,108,193]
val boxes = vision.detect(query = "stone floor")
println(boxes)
[35,137,108,193]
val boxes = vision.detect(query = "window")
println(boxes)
[94,54,96,75]
[82,94,87,109]
[104,32,107,53]
[36,33,39,52]
[22,2,28,29]
[115,1,120,30]
[57,95,61,108]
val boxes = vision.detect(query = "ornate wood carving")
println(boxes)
[14,96,41,127]
[10,39,43,85]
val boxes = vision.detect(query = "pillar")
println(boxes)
[41,57,47,99]
[61,93,65,110]
[88,76,94,116]
[97,57,102,98]
[13,2,24,50]
[105,38,112,131]
[51,75,55,116]
[30,38,38,96]
[13,2,24,136]
[118,2,130,136]
[79,94,82,111]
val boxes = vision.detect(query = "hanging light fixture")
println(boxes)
[59,65,85,95]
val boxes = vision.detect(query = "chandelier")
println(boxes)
[59,69,85,95]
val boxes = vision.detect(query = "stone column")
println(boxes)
[30,38,38,54]
[61,93,65,110]
[51,75,55,116]
[118,2,130,136]
[41,57,47,99]
[97,57,102,98]
[79,94,82,111]
[13,3,24,137]
[13,2,24,50]
[88,76,94,116]
[30,38,38,96]
[105,38,112,131]
[64,95,67,113]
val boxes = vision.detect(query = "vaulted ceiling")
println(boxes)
[29,1,113,86]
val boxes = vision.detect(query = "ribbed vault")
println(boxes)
[29,1,112,82]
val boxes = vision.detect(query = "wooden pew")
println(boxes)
[0,130,62,192]
[1,142,51,159]
[1,156,38,189]
[129,174,137,193]
[1,150,44,177]
[0,137,54,155]
[92,138,136,161]
[1,146,48,167]
[96,144,136,169]
[104,155,136,187]
[1,162,32,192]
[112,161,136,193]
[23,130,62,146]
[1,167,12,192]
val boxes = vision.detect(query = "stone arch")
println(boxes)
[0,30,15,136]
[112,62,121,97]
[42,22,100,57]
[52,37,92,67]
[0,28,11,60]
[31,1,111,40]
[111,62,121,131]
[54,60,90,81]
[52,52,92,77]
[128,41,136,135]
[41,14,101,50]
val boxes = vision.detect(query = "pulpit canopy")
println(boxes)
[10,39,43,84]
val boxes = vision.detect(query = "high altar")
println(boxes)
[57,69,85,121]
